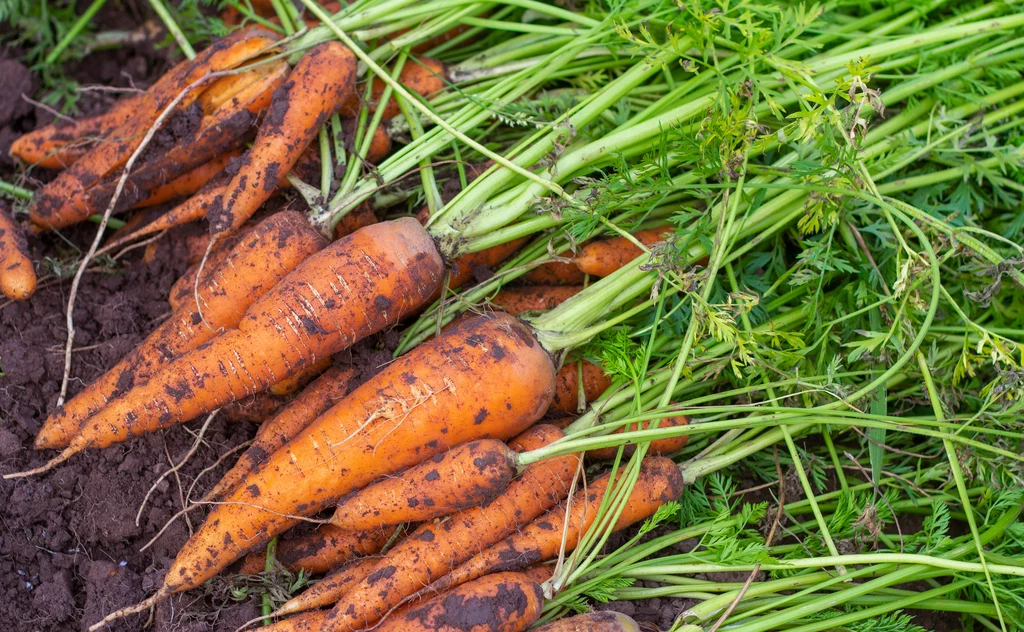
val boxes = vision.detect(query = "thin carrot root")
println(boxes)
[587,415,690,460]
[573,225,674,277]
[276,556,381,616]
[221,391,290,423]
[550,359,612,415]
[0,205,36,301]
[208,41,357,237]
[238,525,396,576]
[105,178,229,254]
[330,439,518,531]
[534,612,641,632]
[524,250,586,285]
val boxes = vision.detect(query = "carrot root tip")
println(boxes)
[2,444,77,479]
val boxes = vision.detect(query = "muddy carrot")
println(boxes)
[340,117,392,165]
[489,285,584,316]
[238,525,396,575]
[330,439,518,531]
[534,612,641,632]
[111,178,229,253]
[276,556,381,617]
[573,226,674,277]
[525,251,587,285]
[586,415,690,460]
[0,205,35,301]
[221,390,290,424]
[259,610,328,632]
[32,211,326,450]
[29,27,280,232]
[203,366,358,503]
[429,457,684,592]
[332,202,377,239]
[133,150,242,208]
[338,58,447,119]
[268,355,334,396]
[320,422,576,632]
[207,41,357,237]
[550,360,611,415]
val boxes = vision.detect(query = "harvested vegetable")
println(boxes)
[586,415,689,460]
[550,360,612,415]
[338,58,447,119]
[489,285,584,315]
[275,556,382,617]
[534,612,640,632]
[0,205,36,301]
[238,525,396,575]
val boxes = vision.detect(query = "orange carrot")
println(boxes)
[330,439,518,531]
[525,251,587,285]
[366,572,544,632]
[586,415,689,460]
[319,421,576,632]
[203,366,358,503]
[534,612,641,632]
[550,360,611,415]
[220,390,290,424]
[33,211,326,450]
[9,94,142,169]
[112,178,229,251]
[573,226,674,277]
[29,27,280,232]
[276,556,381,617]
[340,117,393,165]
[133,150,241,208]
[338,58,447,119]
[238,525,396,575]
[489,285,583,316]
[0,205,35,301]
[332,202,377,240]
[207,41,357,237]
[259,610,328,632]
[268,355,334,396]
[430,457,684,592]
[154,312,553,603]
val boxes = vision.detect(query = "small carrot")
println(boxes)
[489,285,583,316]
[332,202,377,240]
[238,525,396,575]
[320,422,577,632]
[207,41,357,237]
[32,210,326,450]
[330,439,518,531]
[429,457,684,592]
[0,205,35,301]
[133,150,242,208]
[268,355,334,396]
[586,415,690,461]
[524,251,587,285]
[534,612,641,632]
[341,117,392,165]
[203,366,357,503]
[111,178,229,253]
[276,556,381,617]
[366,572,544,632]
[220,390,290,424]
[573,226,674,277]
[338,58,447,119]
[550,360,611,415]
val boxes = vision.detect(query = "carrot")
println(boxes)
[221,390,290,424]
[8,93,141,169]
[32,210,326,450]
[341,117,392,165]
[524,252,587,285]
[207,41,357,237]
[276,556,381,617]
[0,205,35,301]
[259,610,328,632]
[366,572,544,632]
[133,150,242,208]
[586,415,690,460]
[550,360,611,415]
[534,612,640,632]
[429,456,684,592]
[338,58,448,119]
[269,355,334,396]
[330,439,518,531]
[573,226,674,277]
[332,202,377,239]
[203,366,358,503]
[489,285,584,316]
[29,27,280,232]
[319,422,576,632]
[238,525,396,575]
[113,178,229,253]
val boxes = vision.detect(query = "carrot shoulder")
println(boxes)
[0,206,35,301]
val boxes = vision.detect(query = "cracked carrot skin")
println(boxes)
[534,612,641,632]
[371,572,544,632]
[34,210,327,450]
[277,556,382,617]
[29,27,280,233]
[162,311,555,599]
[0,205,35,301]
[431,456,684,592]
[208,41,357,237]
[320,422,577,632]
[330,439,518,531]
[550,360,612,415]
[238,525,396,575]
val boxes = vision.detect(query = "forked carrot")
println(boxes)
[238,525,396,575]
[489,285,583,316]
[32,211,326,449]
[338,58,447,119]
[0,205,35,301]
[573,226,674,277]
[586,415,689,460]
[133,150,241,208]
[207,41,357,237]
[428,456,684,592]
[275,556,381,617]
[329,439,518,531]
[550,360,612,415]
[534,612,641,632]
[319,422,576,632]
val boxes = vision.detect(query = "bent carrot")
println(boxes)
[320,421,576,632]
[133,150,241,208]
[0,205,35,301]
[238,525,396,575]
[573,226,674,277]
[534,612,640,632]
[160,312,553,600]
[489,285,583,316]
[33,211,326,450]
[586,415,690,460]
[430,456,684,592]
[330,439,518,531]
[112,178,229,253]
[203,366,358,503]
[29,27,280,232]
[550,360,611,415]
[207,41,357,237]
[367,572,544,632]
[276,556,381,617]
[338,58,447,119]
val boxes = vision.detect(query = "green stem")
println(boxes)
[46,0,108,65]
[147,0,197,59]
